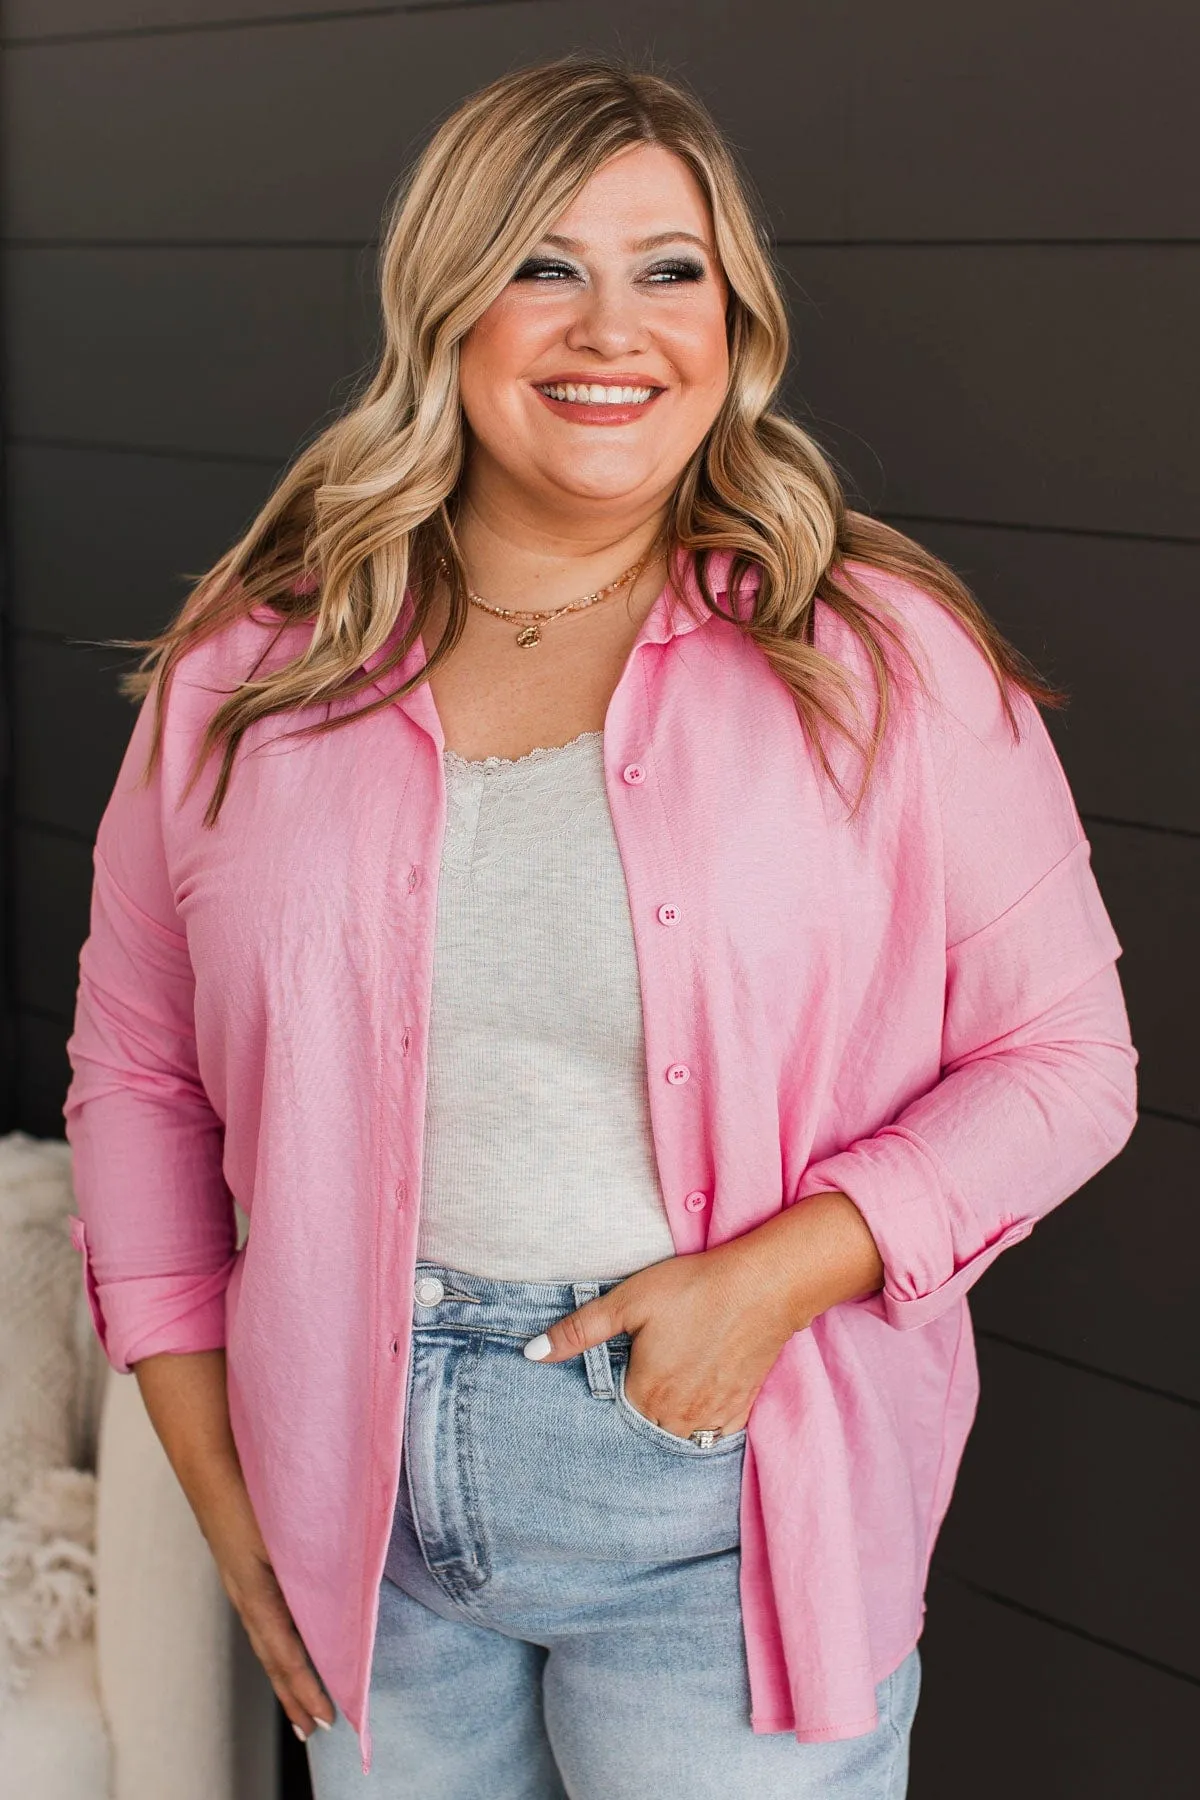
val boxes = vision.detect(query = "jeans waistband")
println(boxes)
[410,1260,636,1400]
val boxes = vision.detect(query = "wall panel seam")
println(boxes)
[1137,1104,1200,1131]
[1,0,569,52]
[877,510,1200,548]
[932,1567,1200,1687]
[15,816,97,847]
[8,435,283,468]
[6,238,1199,251]
[974,1327,1200,1412]
[1079,812,1200,841]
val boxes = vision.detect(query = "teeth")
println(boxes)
[538,383,656,405]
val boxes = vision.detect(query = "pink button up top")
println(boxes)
[62,553,1138,1773]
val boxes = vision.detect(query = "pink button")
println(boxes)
[666,1062,691,1085]
[407,865,422,892]
[401,1027,412,1057]
[622,763,646,785]
[388,1336,400,1359]
[684,1190,708,1213]
[394,1179,408,1208]
[656,903,680,925]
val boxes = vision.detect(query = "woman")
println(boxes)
[63,55,1137,1799]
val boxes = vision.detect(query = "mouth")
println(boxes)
[531,379,665,424]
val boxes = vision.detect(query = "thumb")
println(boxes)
[523,1295,619,1364]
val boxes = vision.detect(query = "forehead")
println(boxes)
[544,143,715,247]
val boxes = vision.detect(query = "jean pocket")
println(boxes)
[613,1354,747,1458]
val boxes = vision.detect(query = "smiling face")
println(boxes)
[456,141,731,522]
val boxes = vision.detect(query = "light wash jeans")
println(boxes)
[306,1261,922,1798]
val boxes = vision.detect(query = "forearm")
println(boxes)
[133,1348,251,1530]
[733,1190,885,1335]
[131,1347,334,1738]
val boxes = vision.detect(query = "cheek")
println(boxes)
[459,299,554,405]
[665,310,730,400]
[457,325,509,430]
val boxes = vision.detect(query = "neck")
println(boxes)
[450,475,672,610]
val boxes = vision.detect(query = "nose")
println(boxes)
[563,277,651,362]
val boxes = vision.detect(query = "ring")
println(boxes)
[688,1428,724,1448]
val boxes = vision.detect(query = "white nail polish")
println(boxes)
[314,1716,333,1731]
[292,1723,309,1743]
[523,1333,552,1361]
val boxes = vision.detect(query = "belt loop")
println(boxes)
[571,1281,615,1399]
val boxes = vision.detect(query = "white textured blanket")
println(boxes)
[0,1132,100,1708]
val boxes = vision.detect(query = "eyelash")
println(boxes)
[512,256,706,286]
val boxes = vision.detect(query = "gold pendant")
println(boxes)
[515,624,541,647]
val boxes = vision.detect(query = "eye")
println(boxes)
[512,257,581,283]
[643,258,707,285]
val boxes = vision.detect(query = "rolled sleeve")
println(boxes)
[794,1171,1037,1332]
[792,591,1139,1329]
[67,1213,233,1373]
[795,956,1137,1330]
[63,685,237,1375]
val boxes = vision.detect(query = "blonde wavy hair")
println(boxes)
[113,52,1064,827]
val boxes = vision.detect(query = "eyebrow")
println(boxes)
[539,230,713,254]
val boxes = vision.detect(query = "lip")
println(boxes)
[532,374,666,391]
[530,375,667,427]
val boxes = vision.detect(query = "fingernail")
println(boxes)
[314,1715,333,1731]
[523,1333,552,1361]
[292,1723,309,1743]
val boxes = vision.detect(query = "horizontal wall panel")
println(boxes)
[12,633,142,839]
[847,0,1199,242]
[912,1570,1199,1797]
[1088,820,1198,1126]
[779,245,1200,540]
[4,0,483,34]
[937,1338,1200,1680]
[970,1113,1200,1403]
[13,826,94,1022]
[7,442,280,637]
[883,521,1200,837]
[16,1011,73,1142]
[0,2,852,244]
[5,3,1197,243]
[2,246,356,458]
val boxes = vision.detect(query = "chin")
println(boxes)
[533,459,665,506]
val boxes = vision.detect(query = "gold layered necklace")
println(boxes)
[438,552,651,647]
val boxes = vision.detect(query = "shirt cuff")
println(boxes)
[68,1214,237,1374]
[788,1139,1034,1332]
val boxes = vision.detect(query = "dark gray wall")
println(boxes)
[2,3,1196,1795]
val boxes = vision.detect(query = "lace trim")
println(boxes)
[442,729,604,772]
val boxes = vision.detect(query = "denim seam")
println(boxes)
[403,1341,493,1623]
[414,1323,575,1344]
[882,1660,910,1797]
[400,1343,473,1616]
[452,1333,491,1590]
